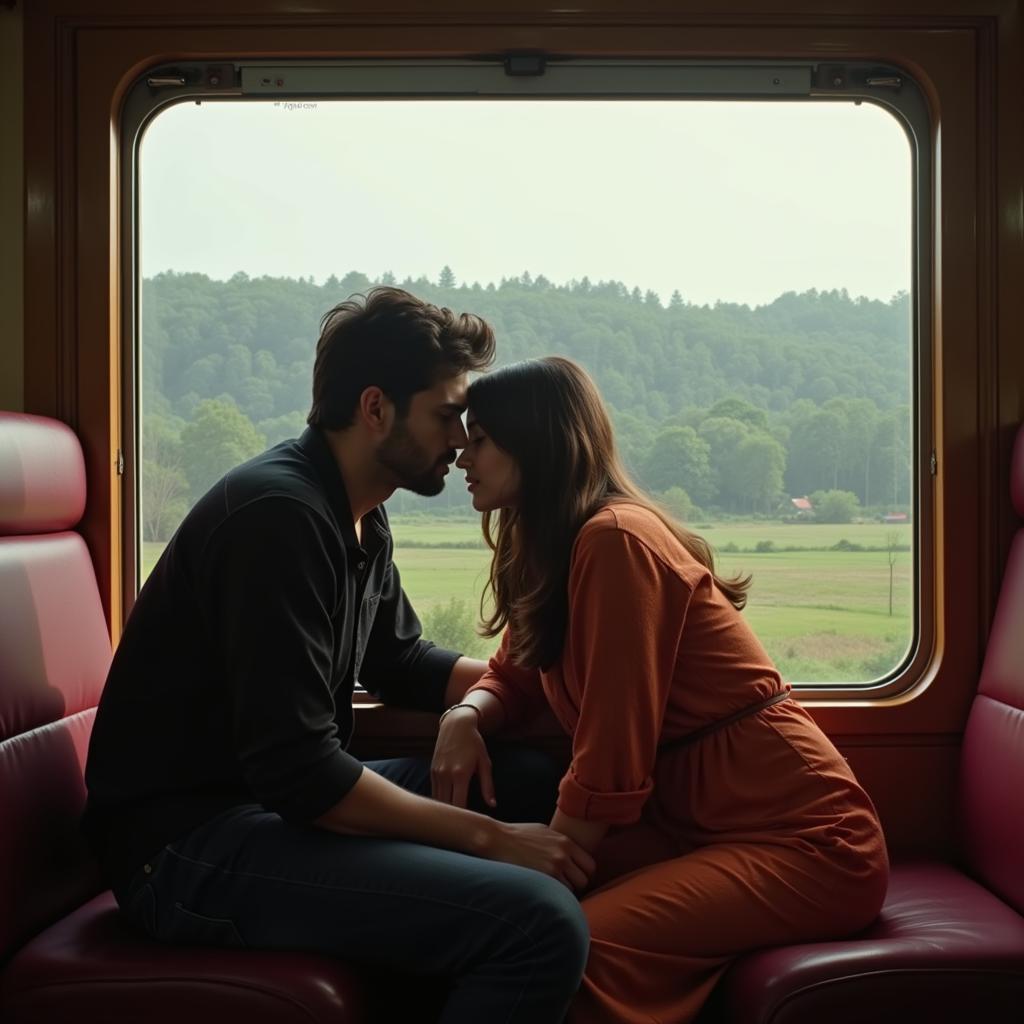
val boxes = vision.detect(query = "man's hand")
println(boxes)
[315,756,595,892]
[431,708,495,808]
[484,822,597,892]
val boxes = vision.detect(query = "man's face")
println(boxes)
[377,373,469,496]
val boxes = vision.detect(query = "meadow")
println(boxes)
[388,518,913,683]
[143,519,913,684]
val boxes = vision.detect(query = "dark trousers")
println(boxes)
[115,745,588,1024]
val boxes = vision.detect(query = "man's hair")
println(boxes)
[308,287,496,429]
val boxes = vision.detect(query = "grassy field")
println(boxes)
[143,519,914,683]
[389,519,914,682]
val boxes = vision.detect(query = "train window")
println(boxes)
[124,60,929,694]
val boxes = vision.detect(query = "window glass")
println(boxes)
[139,97,913,684]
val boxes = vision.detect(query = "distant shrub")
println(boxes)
[421,597,488,658]
[831,538,865,552]
[808,489,861,524]
[660,486,700,523]
[755,539,775,553]
[859,642,911,679]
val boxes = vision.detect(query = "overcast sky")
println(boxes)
[141,98,911,308]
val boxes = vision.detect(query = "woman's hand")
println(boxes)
[431,707,496,809]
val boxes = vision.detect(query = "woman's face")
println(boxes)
[456,414,522,512]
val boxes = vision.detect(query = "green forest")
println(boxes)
[140,268,912,543]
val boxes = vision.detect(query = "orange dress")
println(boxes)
[468,503,889,1024]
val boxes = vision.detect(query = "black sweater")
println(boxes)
[84,427,459,888]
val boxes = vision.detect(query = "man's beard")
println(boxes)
[378,419,454,497]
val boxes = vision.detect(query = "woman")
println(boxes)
[431,356,889,1024]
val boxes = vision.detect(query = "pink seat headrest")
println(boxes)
[0,413,87,535]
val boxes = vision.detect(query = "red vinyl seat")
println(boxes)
[707,425,1024,1024]
[0,412,371,1023]
[3,409,1023,1024]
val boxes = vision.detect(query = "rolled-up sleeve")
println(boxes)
[199,498,363,822]
[467,629,547,730]
[557,525,692,824]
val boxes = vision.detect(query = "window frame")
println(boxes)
[121,56,931,700]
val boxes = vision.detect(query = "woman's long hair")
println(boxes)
[469,356,751,669]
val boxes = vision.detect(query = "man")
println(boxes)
[85,288,592,1024]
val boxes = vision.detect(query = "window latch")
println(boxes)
[147,73,187,88]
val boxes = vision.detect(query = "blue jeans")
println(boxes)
[115,746,588,1024]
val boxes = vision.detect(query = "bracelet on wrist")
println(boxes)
[438,702,483,728]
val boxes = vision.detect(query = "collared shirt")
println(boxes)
[84,426,459,888]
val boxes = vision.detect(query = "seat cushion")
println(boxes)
[0,891,371,1024]
[0,533,111,740]
[0,709,101,959]
[960,691,1024,916]
[712,862,1024,1024]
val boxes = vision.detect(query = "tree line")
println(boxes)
[141,269,912,540]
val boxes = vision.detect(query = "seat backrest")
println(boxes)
[0,412,111,960]
[959,423,1024,915]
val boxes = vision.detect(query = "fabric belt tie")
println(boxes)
[662,689,791,751]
